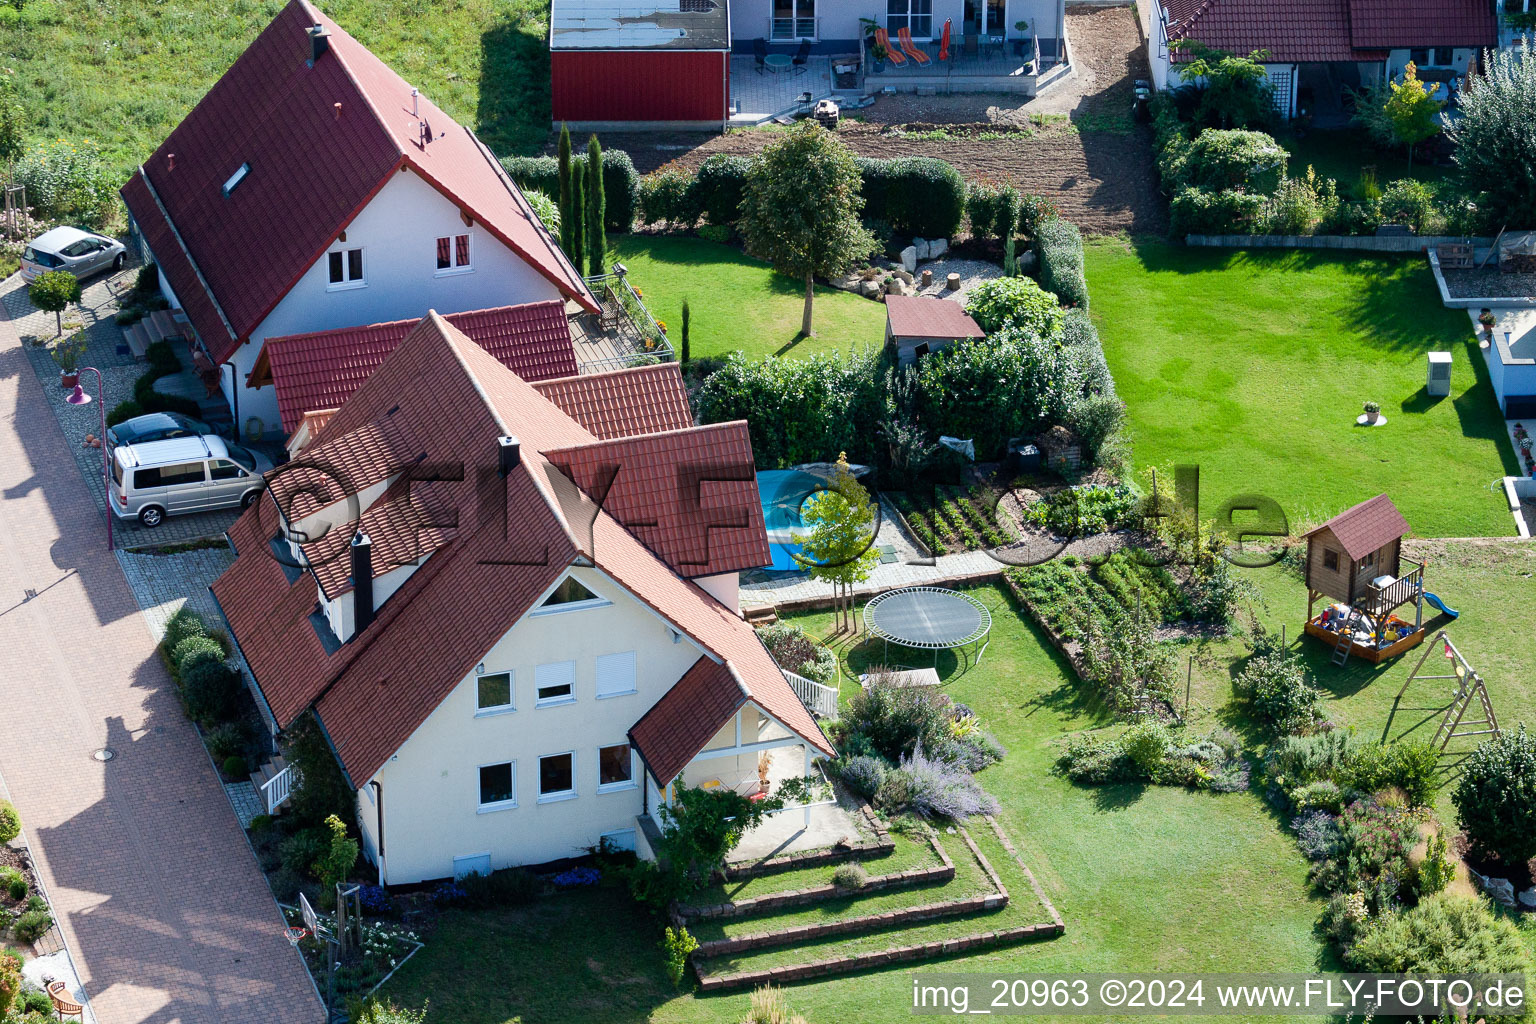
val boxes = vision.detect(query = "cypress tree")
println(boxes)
[680,298,691,366]
[569,160,587,278]
[556,123,573,254]
[585,135,607,278]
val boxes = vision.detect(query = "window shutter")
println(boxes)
[595,651,636,697]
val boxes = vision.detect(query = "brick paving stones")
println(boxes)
[0,278,324,1024]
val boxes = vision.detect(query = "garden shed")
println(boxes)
[884,295,986,366]
[550,0,731,129]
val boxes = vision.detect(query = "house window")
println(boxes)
[1361,549,1377,569]
[887,0,932,39]
[1432,47,1453,67]
[222,163,250,197]
[436,233,471,273]
[478,761,516,809]
[476,671,513,714]
[770,0,816,39]
[328,247,364,288]
[1323,549,1339,572]
[539,752,576,801]
[599,743,634,790]
[1410,49,1430,67]
[535,660,576,705]
[532,575,609,614]
[595,651,637,699]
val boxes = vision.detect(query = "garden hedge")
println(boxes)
[1159,128,1287,195]
[856,157,966,239]
[1169,186,1267,236]
[500,149,639,232]
[1034,217,1088,309]
[691,154,752,226]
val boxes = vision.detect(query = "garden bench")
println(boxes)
[47,980,83,1020]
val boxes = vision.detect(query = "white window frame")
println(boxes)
[535,660,577,707]
[597,742,637,793]
[326,246,366,291]
[476,759,517,813]
[595,650,637,699]
[886,0,934,40]
[434,232,474,276]
[538,750,578,803]
[599,827,636,853]
[474,669,515,717]
[530,574,612,616]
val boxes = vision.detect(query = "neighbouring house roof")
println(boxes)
[550,0,731,51]
[1163,0,1383,62]
[121,0,595,367]
[1346,0,1497,50]
[884,295,987,341]
[212,311,829,786]
[544,422,771,578]
[1303,493,1411,562]
[531,363,694,439]
[629,657,746,787]
[252,301,577,431]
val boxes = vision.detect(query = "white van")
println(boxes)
[111,436,272,527]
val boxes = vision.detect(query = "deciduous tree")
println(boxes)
[28,269,79,336]
[795,453,878,631]
[1446,40,1536,229]
[1382,62,1444,166]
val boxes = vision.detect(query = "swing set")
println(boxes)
[1391,630,1500,770]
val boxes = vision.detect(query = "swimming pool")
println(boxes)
[756,469,822,571]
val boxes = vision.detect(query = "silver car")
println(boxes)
[21,226,127,283]
[111,435,272,527]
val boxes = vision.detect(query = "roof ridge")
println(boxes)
[541,417,746,456]
[534,361,680,386]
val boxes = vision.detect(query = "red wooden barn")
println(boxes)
[550,0,731,128]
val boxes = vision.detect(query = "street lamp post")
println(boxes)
[66,367,112,551]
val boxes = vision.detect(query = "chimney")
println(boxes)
[334,102,343,120]
[350,531,375,635]
[411,88,420,117]
[166,153,175,172]
[497,436,521,478]
[308,23,331,64]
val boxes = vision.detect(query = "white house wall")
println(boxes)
[221,167,565,432]
[727,0,1060,48]
[695,571,740,610]
[357,565,707,884]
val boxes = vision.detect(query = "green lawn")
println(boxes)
[3,0,552,181]
[1085,237,1520,537]
[610,236,889,363]
[1276,129,1451,200]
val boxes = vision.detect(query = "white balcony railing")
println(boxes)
[784,668,839,720]
[770,16,818,40]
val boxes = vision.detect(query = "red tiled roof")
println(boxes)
[1347,0,1496,49]
[121,0,595,366]
[213,313,829,787]
[884,294,986,341]
[1164,0,1383,63]
[304,476,459,598]
[258,301,576,431]
[531,363,694,440]
[1304,493,1411,562]
[629,657,746,787]
[545,422,771,577]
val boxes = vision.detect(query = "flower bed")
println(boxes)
[890,486,1017,556]
[282,904,423,1005]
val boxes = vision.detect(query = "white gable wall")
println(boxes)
[220,167,565,432]
[356,565,708,884]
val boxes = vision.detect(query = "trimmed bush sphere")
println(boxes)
[1452,724,1536,869]
[0,801,19,843]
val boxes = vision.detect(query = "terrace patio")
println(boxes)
[568,271,676,374]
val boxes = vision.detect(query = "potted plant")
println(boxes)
[51,334,87,390]
[1478,309,1496,339]
[1013,19,1029,57]
[1363,400,1381,425]
[871,41,888,72]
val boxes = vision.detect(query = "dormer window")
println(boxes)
[435,233,471,274]
[328,247,365,289]
[532,575,609,614]
[222,163,250,197]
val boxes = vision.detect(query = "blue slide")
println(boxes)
[1424,592,1460,618]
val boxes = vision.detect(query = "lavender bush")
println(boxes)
[838,754,889,798]
[875,743,1000,820]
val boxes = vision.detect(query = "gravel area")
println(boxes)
[911,257,1004,304]
[1442,268,1536,300]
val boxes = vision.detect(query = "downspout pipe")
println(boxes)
[370,780,386,885]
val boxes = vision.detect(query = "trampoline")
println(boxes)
[863,586,993,667]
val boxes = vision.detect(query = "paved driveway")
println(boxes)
[0,294,323,1023]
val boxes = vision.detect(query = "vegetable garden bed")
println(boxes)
[889,486,1017,556]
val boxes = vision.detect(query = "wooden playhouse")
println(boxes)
[1302,494,1428,665]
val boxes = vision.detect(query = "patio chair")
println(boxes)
[792,38,811,73]
[937,19,952,63]
[753,37,767,74]
[874,27,906,66]
[47,981,83,1022]
[897,26,931,65]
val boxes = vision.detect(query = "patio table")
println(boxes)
[764,53,793,72]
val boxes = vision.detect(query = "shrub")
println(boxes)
[286,712,356,828]
[171,633,223,676]
[106,399,144,427]
[1265,729,1359,800]
[1292,780,1346,814]
[831,862,868,890]
[856,156,966,238]
[501,149,638,231]
[955,730,1006,772]
[161,607,207,654]
[1444,42,1536,230]
[183,659,241,724]
[1169,186,1267,235]
[1162,129,1287,194]
[457,867,541,908]
[838,754,888,798]
[1066,393,1125,464]
[696,224,729,244]
[1056,734,1137,784]
[1121,720,1173,772]
[314,814,359,891]
[2,868,26,901]
[875,743,999,820]
[1232,646,1325,735]
[1016,193,1059,239]
[221,755,247,778]
[1340,740,1439,807]
[1263,167,1339,235]
[13,137,117,226]
[661,925,698,990]
[27,270,80,335]
[280,827,330,878]
[1313,799,1418,908]
[964,179,1021,243]
[692,153,751,226]
[638,165,699,229]
[1292,809,1343,860]
[1379,179,1435,233]
[755,622,836,683]
[0,801,17,843]
[204,722,247,762]
[1452,724,1536,869]
[844,679,953,763]
[0,953,16,1012]
[1345,892,1532,975]
[350,997,430,1024]
[962,276,1063,335]
[20,990,52,1016]
[1057,308,1116,400]
[12,909,52,944]
[913,330,1076,459]
[1416,830,1455,898]
[1033,216,1087,308]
